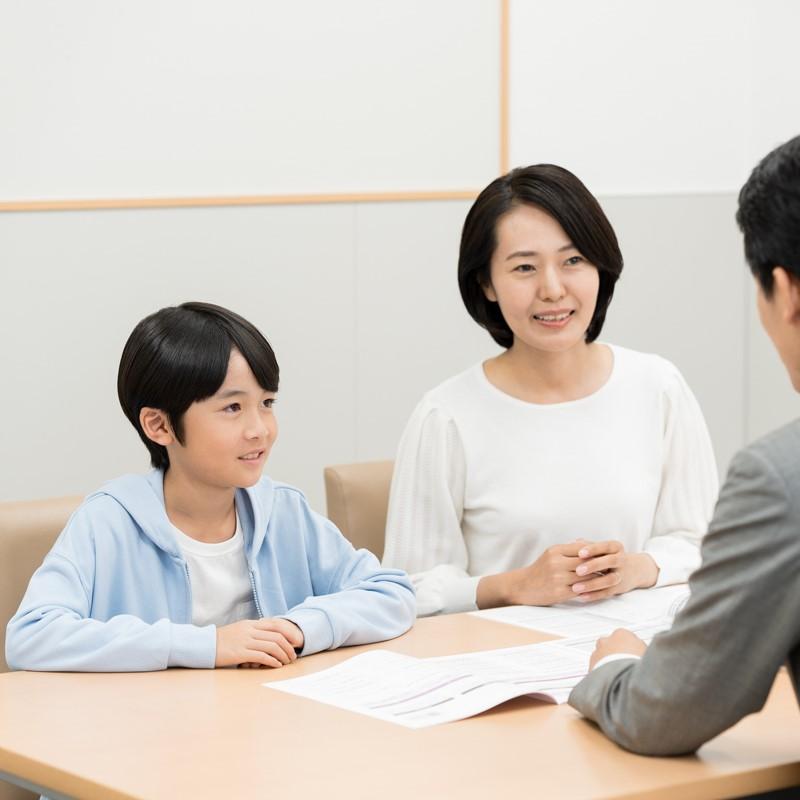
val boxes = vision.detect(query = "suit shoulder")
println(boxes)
[714,421,800,547]
[735,420,800,485]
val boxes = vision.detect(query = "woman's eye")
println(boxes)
[565,255,584,266]
[514,263,535,273]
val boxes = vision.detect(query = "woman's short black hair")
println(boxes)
[118,301,279,470]
[458,164,624,348]
[736,134,800,297]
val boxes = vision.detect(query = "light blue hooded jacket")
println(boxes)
[6,470,415,671]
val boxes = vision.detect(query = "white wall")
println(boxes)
[2,0,800,511]
[509,0,750,194]
[0,0,499,199]
[747,0,800,169]
[508,0,800,195]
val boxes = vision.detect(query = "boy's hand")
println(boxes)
[215,618,305,668]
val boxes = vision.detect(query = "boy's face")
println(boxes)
[167,349,277,490]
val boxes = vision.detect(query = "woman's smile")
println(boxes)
[532,308,576,328]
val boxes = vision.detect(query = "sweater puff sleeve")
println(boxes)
[645,362,719,586]
[382,398,476,616]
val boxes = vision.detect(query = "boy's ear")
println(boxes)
[139,408,176,447]
[773,267,800,324]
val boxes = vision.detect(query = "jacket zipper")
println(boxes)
[183,562,193,623]
[249,570,264,619]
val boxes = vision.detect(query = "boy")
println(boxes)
[568,134,800,753]
[6,302,415,671]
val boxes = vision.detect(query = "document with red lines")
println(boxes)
[264,641,589,728]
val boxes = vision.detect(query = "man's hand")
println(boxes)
[571,541,659,602]
[215,618,305,668]
[589,628,647,670]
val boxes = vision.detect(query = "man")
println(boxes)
[568,134,800,755]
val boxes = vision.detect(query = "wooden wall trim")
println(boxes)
[0,190,479,213]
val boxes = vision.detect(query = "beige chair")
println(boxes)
[0,495,83,800]
[323,461,393,560]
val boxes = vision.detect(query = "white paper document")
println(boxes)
[265,586,690,729]
[470,585,690,639]
[265,640,589,729]
[551,619,675,654]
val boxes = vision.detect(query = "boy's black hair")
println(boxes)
[118,301,279,470]
[458,164,623,347]
[737,134,800,297]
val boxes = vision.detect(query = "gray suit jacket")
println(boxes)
[568,419,800,755]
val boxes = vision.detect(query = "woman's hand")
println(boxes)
[477,541,587,608]
[476,540,659,608]
[571,541,659,602]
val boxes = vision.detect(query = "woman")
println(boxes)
[382,164,719,616]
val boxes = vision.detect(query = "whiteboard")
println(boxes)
[0,0,500,201]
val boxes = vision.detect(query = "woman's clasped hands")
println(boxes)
[478,539,659,608]
[570,540,659,602]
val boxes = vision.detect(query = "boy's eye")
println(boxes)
[223,402,241,413]
[262,398,275,409]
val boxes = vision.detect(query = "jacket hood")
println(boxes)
[89,470,276,561]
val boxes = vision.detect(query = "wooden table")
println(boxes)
[1,614,799,799]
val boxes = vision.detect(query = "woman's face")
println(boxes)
[485,203,600,355]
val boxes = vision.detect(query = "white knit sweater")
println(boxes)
[382,345,719,616]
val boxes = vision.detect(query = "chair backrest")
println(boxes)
[0,496,83,799]
[323,461,393,560]
[0,495,83,673]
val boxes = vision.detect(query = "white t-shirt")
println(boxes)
[382,345,719,616]
[172,515,258,627]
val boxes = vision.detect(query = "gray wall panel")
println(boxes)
[3,193,789,515]
[600,193,746,476]
[1,204,357,512]
[353,200,499,463]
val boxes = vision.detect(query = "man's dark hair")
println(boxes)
[118,301,279,470]
[458,164,624,348]
[737,134,800,297]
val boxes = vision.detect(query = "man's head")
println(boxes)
[737,134,800,297]
[738,135,800,390]
[118,302,279,474]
